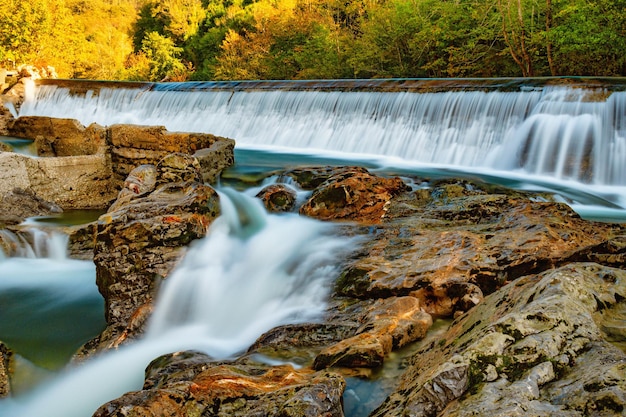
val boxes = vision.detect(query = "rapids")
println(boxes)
[0,189,356,417]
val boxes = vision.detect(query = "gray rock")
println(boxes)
[371,263,626,417]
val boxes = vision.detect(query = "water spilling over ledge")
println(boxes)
[21,78,626,191]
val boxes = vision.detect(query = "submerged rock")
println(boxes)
[93,351,346,417]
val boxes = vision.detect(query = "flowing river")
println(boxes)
[1,77,625,416]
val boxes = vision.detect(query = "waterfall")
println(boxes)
[18,80,626,186]
[0,188,357,417]
[0,228,68,259]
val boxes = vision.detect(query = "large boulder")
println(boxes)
[0,152,115,211]
[299,168,409,223]
[8,116,107,156]
[94,351,346,417]
[371,263,626,417]
[335,180,619,303]
[108,124,234,185]
[89,157,220,354]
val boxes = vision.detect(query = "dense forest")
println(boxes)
[1,0,625,81]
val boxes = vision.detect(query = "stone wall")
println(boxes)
[1,116,235,210]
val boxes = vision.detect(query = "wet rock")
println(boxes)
[300,168,409,223]
[8,116,107,156]
[371,263,626,417]
[156,153,203,186]
[313,296,432,369]
[256,184,297,212]
[108,124,235,185]
[0,187,62,226]
[337,193,618,302]
[194,138,235,184]
[90,155,220,353]
[314,332,389,369]
[0,341,11,398]
[94,351,346,417]
[283,166,370,190]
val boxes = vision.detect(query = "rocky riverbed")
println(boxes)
[0,79,625,416]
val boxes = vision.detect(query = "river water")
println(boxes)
[1,78,625,416]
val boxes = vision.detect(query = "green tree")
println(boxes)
[141,31,188,80]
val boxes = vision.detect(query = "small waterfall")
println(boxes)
[18,80,626,185]
[1,188,357,417]
[0,229,68,259]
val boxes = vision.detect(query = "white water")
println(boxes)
[0,189,356,417]
[18,82,626,186]
[0,228,68,259]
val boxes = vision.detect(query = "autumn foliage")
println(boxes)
[1,0,624,80]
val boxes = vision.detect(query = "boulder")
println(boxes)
[8,116,107,156]
[89,155,220,353]
[283,166,371,190]
[313,297,433,369]
[371,263,626,417]
[300,168,409,223]
[256,184,297,212]
[94,351,346,417]
[0,152,116,211]
[108,124,235,185]
[336,182,619,302]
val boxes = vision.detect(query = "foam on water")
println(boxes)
[0,189,358,417]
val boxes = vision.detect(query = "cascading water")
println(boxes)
[0,189,357,417]
[18,80,626,186]
[0,228,69,259]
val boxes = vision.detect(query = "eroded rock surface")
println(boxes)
[0,342,11,398]
[94,351,346,417]
[8,116,107,156]
[86,157,221,354]
[299,168,409,223]
[256,184,298,212]
[108,124,234,185]
[371,263,626,417]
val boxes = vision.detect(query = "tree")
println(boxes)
[141,31,188,80]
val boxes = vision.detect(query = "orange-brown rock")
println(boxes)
[108,124,234,184]
[337,192,618,301]
[94,351,346,417]
[88,155,220,355]
[256,184,297,212]
[313,296,432,370]
[8,116,107,156]
[299,168,409,223]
